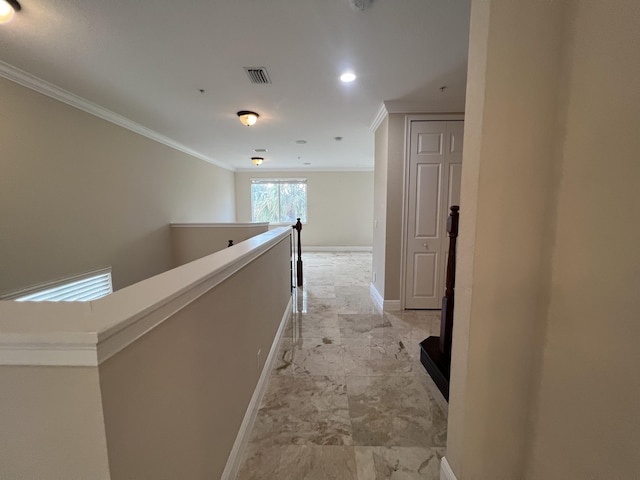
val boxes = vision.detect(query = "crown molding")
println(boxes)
[370,102,389,132]
[371,101,465,131]
[384,100,465,116]
[0,61,234,172]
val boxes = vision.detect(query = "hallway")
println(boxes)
[236,252,448,479]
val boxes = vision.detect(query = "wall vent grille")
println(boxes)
[244,67,271,84]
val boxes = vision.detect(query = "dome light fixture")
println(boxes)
[251,157,264,166]
[0,0,21,24]
[237,110,259,126]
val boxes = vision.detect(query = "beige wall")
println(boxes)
[448,1,640,479]
[527,1,640,478]
[372,117,389,295]
[371,113,412,302]
[0,366,111,479]
[383,114,408,300]
[373,113,459,303]
[99,237,291,479]
[170,223,269,267]
[234,171,373,247]
[0,77,235,295]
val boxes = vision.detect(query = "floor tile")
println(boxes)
[250,375,352,446]
[347,375,447,447]
[237,445,359,480]
[344,342,415,377]
[274,339,346,377]
[235,253,448,479]
[354,446,444,480]
[338,313,394,340]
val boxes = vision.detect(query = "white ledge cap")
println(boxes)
[0,227,291,367]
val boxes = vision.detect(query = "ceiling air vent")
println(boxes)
[244,67,271,85]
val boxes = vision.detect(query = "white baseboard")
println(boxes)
[383,299,401,311]
[441,457,457,480]
[221,296,293,480]
[303,246,372,252]
[369,283,384,311]
[369,283,402,312]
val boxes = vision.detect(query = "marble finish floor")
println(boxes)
[236,252,447,480]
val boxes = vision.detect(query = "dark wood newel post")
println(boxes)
[293,218,303,287]
[440,205,459,362]
[419,205,460,401]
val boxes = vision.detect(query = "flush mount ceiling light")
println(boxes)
[237,110,259,126]
[340,72,357,83]
[0,0,21,23]
[251,157,264,166]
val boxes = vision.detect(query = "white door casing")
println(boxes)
[404,120,463,309]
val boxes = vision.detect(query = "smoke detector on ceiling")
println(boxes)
[348,0,372,11]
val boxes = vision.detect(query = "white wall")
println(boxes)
[0,77,235,294]
[447,1,640,479]
[234,171,373,247]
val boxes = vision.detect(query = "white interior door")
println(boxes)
[404,120,463,309]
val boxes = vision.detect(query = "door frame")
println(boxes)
[400,113,465,310]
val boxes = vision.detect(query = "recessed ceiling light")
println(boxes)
[340,72,357,83]
[296,140,307,144]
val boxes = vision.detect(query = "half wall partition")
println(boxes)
[0,227,293,479]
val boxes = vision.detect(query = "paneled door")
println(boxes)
[404,120,463,309]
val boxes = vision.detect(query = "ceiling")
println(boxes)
[0,0,471,171]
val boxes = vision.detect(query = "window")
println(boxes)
[251,178,307,223]
[3,268,113,302]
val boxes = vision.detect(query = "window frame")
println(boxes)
[250,178,308,225]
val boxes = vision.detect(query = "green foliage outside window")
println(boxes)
[251,180,307,223]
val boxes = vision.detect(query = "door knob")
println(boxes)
[423,242,429,249]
